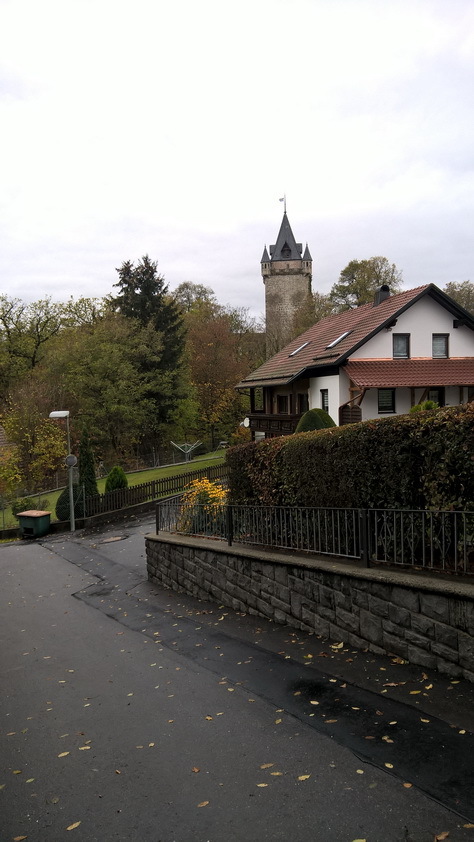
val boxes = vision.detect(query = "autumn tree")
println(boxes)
[172,281,216,313]
[444,281,474,315]
[1,390,66,492]
[0,296,65,400]
[290,291,335,338]
[329,257,403,311]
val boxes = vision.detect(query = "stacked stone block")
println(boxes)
[146,536,474,681]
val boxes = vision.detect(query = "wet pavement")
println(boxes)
[1,513,474,841]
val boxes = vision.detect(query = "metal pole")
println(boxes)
[66,415,75,532]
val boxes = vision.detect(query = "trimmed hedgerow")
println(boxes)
[226,404,474,510]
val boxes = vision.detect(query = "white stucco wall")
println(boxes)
[308,374,340,422]
[350,296,474,359]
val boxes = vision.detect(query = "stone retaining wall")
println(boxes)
[146,534,474,680]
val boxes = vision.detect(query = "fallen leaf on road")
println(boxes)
[26,779,35,783]
[13,836,28,841]
[79,746,90,751]
[459,730,466,735]
[325,719,338,724]
[275,719,282,724]
[434,833,449,841]
[192,767,200,773]
[384,763,394,769]
[310,701,319,706]
[331,643,344,650]
[356,770,364,775]
[58,752,70,758]
[425,684,433,689]
[403,783,412,788]
[257,783,268,787]
[12,770,22,775]
[260,763,274,769]
[297,775,310,781]
[293,691,301,696]
[271,772,282,776]
[409,690,421,695]
[352,838,367,842]
[205,716,213,721]
[392,657,406,664]
[463,824,474,828]
[66,822,81,831]
[420,718,430,723]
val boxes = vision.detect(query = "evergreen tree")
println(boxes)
[78,428,98,498]
[113,255,185,371]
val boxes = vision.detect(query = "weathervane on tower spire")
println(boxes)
[279,194,287,214]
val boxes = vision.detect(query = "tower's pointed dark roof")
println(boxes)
[303,243,312,260]
[269,212,302,260]
[261,245,270,263]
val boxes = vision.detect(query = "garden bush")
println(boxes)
[55,485,85,521]
[409,400,439,413]
[295,408,336,432]
[226,404,474,511]
[12,497,35,517]
[105,466,128,493]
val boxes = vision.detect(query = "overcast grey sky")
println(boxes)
[1,0,473,322]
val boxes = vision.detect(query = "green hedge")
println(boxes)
[226,404,474,510]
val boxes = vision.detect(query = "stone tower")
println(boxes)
[261,211,312,356]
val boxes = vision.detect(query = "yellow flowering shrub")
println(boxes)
[178,478,227,535]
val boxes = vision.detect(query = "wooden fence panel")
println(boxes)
[84,463,227,518]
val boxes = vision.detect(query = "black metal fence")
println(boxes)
[84,464,228,518]
[156,500,474,576]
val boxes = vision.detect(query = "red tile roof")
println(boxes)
[237,285,433,387]
[344,359,474,387]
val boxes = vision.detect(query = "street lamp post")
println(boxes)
[49,410,76,532]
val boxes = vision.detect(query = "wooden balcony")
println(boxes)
[248,412,301,436]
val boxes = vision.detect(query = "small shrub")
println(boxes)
[12,497,35,518]
[105,466,129,493]
[295,408,336,433]
[409,400,439,414]
[55,486,85,521]
[178,478,227,535]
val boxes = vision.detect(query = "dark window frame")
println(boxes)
[320,389,329,413]
[393,333,410,359]
[432,333,449,358]
[378,388,396,414]
[277,394,289,414]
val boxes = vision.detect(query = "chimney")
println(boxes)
[373,284,390,306]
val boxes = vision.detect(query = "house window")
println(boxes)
[277,395,288,414]
[393,333,410,359]
[297,393,309,414]
[428,388,445,407]
[320,389,329,413]
[252,387,264,412]
[378,388,395,414]
[432,334,449,358]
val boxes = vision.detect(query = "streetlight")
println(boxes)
[49,410,76,532]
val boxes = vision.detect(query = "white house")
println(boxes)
[236,284,474,437]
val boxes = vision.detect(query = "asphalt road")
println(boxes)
[1,514,474,842]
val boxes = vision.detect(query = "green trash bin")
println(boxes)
[17,510,51,539]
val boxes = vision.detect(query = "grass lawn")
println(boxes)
[1,451,226,530]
